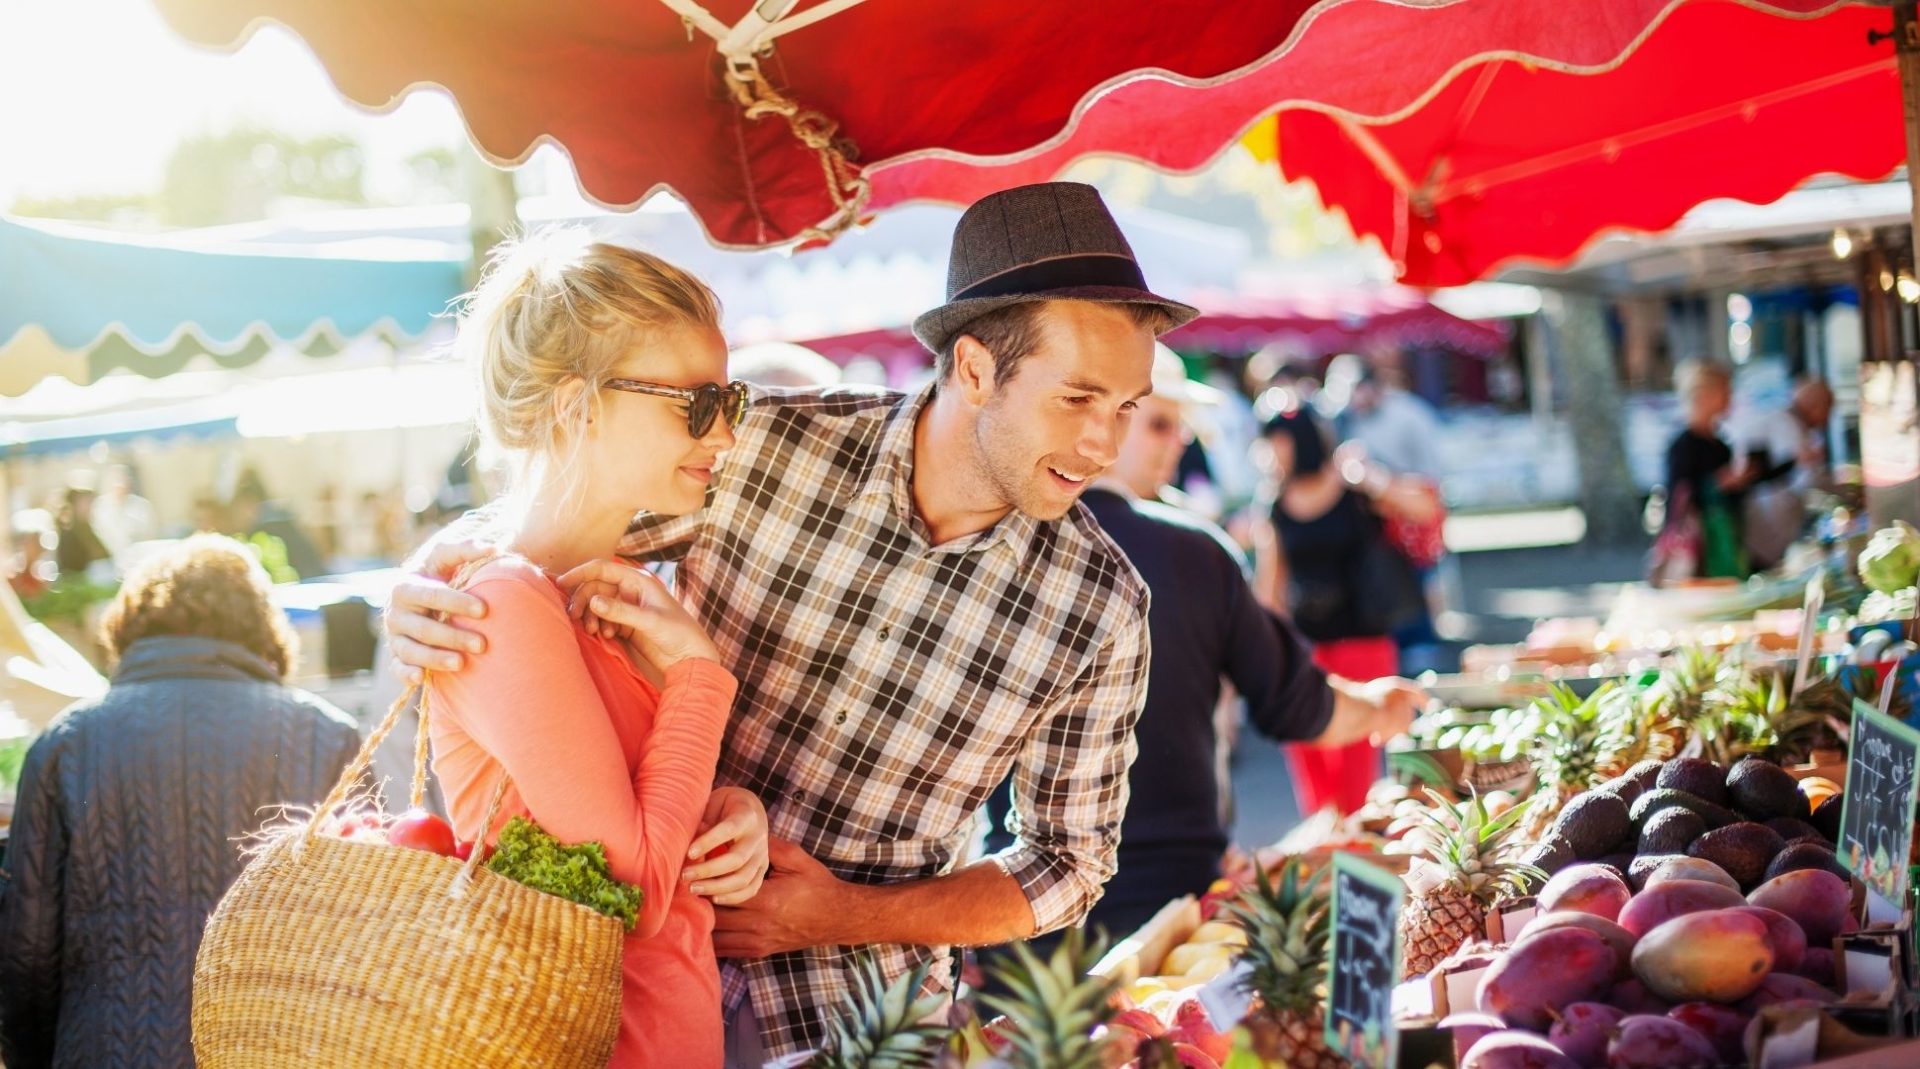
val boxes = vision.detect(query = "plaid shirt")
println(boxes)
[618,384,1150,1060]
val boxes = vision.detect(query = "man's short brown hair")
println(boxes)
[936,300,1178,386]
[98,534,298,679]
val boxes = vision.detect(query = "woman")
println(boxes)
[1655,359,1751,582]
[0,535,361,1069]
[425,230,765,1069]
[1256,405,1438,816]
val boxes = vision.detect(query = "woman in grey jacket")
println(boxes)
[0,535,359,1069]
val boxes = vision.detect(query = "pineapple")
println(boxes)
[812,957,951,1069]
[1224,860,1348,1069]
[975,929,1117,1069]
[1701,671,1832,766]
[1396,790,1543,979]
[1647,646,1740,733]
[1529,684,1640,804]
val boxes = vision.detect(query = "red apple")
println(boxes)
[386,808,457,856]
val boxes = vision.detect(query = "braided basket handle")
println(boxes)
[299,555,512,889]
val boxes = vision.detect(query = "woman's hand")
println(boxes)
[556,559,721,669]
[682,787,770,905]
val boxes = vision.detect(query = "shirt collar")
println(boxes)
[850,382,1042,559]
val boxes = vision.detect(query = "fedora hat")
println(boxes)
[911,182,1199,355]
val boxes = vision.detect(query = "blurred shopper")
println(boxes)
[230,470,326,580]
[983,346,1419,949]
[1256,405,1438,815]
[1339,357,1445,483]
[0,535,360,1069]
[1651,359,1751,583]
[91,464,156,563]
[52,483,111,580]
[1742,378,1835,569]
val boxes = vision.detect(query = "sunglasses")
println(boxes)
[603,378,750,438]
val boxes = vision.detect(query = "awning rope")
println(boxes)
[657,0,872,243]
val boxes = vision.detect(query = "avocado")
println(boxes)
[1624,758,1666,796]
[1727,757,1809,821]
[1521,836,1577,881]
[1630,788,1739,830]
[1596,852,1636,882]
[1658,757,1730,806]
[1810,794,1844,841]
[1764,841,1849,883]
[1553,790,1634,859]
[1763,817,1824,843]
[1639,807,1708,855]
[1594,776,1642,807]
[1686,821,1788,889]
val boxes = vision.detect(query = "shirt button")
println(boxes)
[834,710,848,725]
[877,626,892,642]
[790,789,806,804]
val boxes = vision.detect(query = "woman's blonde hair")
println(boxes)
[456,228,722,509]
[98,534,298,678]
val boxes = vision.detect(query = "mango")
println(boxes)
[1518,911,1638,980]
[1478,928,1617,1032]
[1606,1014,1719,1068]
[1793,948,1837,987]
[1639,857,1740,894]
[1729,905,1806,973]
[1666,1003,1749,1065]
[1546,1002,1625,1067]
[1462,1030,1583,1069]
[1630,910,1774,1004]
[1616,879,1746,938]
[1737,972,1838,1013]
[1442,1012,1508,1064]
[1539,865,1634,922]
[1609,979,1674,1016]
[1747,869,1853,946]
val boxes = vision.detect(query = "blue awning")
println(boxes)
[1,215,465,393]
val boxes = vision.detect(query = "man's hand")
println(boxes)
[682,787,770,906]
[710,838,850,960]
[1318,674,1425,747]
[556,559,721,670]
[384,538,494,684]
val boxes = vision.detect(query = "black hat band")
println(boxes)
[950,253,1148,302]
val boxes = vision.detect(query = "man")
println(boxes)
[1743,378,1835,569]
[988,346,1423,939]
[385,184,1407,1063]
[1336,356,1445,484]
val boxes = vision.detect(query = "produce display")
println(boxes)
[778,529,1920,1068]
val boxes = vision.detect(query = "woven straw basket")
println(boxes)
[192,676,626,1068]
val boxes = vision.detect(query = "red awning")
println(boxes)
[151,0,1329,247]
[153,0,1853,251]
[1270,0,1903,285]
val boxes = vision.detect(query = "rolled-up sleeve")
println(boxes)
[989,596,1150,934]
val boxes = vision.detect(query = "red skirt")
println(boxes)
[1281,635,1398,816]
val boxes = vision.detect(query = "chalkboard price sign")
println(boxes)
[1325,852,1405,1069]
[1840,698,1920,911]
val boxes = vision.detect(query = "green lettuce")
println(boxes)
[484,817,644,930]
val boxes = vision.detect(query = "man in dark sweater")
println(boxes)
[986,347,1422,939]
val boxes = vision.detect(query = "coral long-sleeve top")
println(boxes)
[427,557,736,1068]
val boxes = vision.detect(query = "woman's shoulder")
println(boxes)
[452,554,574,638]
